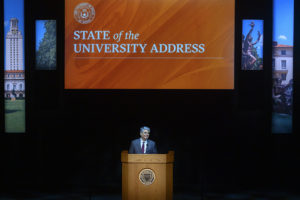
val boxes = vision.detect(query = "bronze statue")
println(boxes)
[242,22,262,70]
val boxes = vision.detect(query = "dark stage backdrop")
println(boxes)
[0,0,300,195]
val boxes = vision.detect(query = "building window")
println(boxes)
[7,84,10,90]
[281,50,286,55]
[272,58,275,69]
[281,73,287,80]
[281,60,286,69]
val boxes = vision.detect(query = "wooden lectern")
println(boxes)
[121,150,174,200]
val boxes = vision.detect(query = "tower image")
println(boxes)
[4,18,25,99]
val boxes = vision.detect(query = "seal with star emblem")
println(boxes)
[74,2,96,24]
[139,169,155,185]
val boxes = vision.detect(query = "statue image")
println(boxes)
[242,21,262,70]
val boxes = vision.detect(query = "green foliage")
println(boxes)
[36,20,56,70]
[251,46,263,70]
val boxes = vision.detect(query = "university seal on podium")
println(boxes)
[74,3,95,24]
[139,169,155,185]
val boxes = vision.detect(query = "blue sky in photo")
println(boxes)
[242,19,264,58]
[4,0,24,69]
[273,0,294,46]
[36,20,47,51]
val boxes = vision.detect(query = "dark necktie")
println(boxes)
[141,142,145,153]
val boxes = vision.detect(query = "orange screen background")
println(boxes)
[65,0,235,89]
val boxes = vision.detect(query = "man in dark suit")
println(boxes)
[129,126,158,154]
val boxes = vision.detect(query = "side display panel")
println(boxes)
[36,20,57,70]
[4,0,25,133]
[272,0,294,134]
[241,19,264,70]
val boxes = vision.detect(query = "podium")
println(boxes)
[121,150,174,200]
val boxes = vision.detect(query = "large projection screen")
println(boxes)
[65,0,235,89]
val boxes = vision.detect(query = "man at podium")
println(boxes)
[129,126,158,154]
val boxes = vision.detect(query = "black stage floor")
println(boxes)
[0,191,299,200]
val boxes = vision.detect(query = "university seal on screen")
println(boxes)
[139,169,155,185]
[74,3,95,24]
